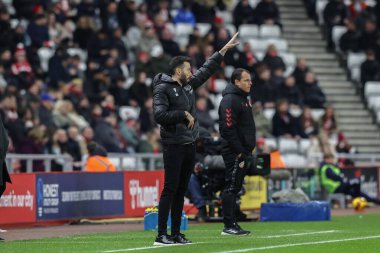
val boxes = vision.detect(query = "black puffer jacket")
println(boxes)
[218,84,256,155]
[153,52,223,145]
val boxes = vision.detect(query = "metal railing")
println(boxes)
[5,152,380,173]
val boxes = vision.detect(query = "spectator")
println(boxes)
[135,2,151,29]
[270,67,285,89]
[251,64,276,107]
[139,97,156,133]
[87,29,110,62]
[45,128,70,172]
[231,41,259,74]
[38,93,56,129]
[254,0,281,26]
[360,50,380,90]
[76,0,97,18]
[339,20,361,53]
[11,44,34,89]
[323,0,348,49]
[117,0,137,33]
[74,16,95,50]
[81,126,94,147]
[138,21,161,54]
[272,99,303,138]
[67,126,83,171]
[319,105,338,137]
[151,45,171,76]
[292,58,310,85]
[109,76,130,106]
[119,117,140,153]
[129,71,152,107]
[278,76,303,107]
[192,0,216,23]
[347,0,368,24]
[336,132,356,166]
[358,19,378,51]
[134,51,153,77]
[18,126,46,172]
[300,72,326,108]
[100,1,120,33]
[27,13,49,49]
[0,7,13,51]
[233,0,255,29]
[160,28,180,57]
[299,106,319,138]
[262,44,286,72]
[195,97,214,130]
[93,112,123,153]
[52,100,89,129]
[85,141,116,172]
[173,1,196,26]
[253,102,272,138]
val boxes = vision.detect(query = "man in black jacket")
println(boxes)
[218,68,254,236]
[153,33,239,245]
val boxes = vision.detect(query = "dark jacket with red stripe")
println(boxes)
[218,84,256,155]
[153,52,223,145]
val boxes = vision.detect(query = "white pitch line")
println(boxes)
[218,235,380,253]
[103,242,204,253]
[258,230,337,238]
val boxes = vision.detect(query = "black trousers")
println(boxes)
[221,152,247,227]
[158,143,195,236]
[336,181,380,205]
[0,184,6,198]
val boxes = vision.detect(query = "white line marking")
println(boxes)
[218,235,380,253]
[103,242,204,252]
[258,230,337,238]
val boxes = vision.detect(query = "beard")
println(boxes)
[179,72,188,85]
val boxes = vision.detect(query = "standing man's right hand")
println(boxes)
[185,111,195,129]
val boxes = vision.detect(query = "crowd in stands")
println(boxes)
[0,0,351,172]
[306,0,380,90]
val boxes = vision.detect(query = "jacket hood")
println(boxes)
[222,83,249,97]
[152,73,177,87]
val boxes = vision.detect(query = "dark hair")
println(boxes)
[168,56,191,75]
[231,68,249,84]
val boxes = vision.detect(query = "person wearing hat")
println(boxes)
[152,32,239,245]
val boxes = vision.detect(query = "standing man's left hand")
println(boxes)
[219,32,240,56]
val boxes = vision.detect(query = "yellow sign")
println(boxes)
[240,176,267,210]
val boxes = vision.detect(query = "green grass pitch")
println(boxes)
[1,213,380,253]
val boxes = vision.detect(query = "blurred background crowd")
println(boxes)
[1,0,374,172]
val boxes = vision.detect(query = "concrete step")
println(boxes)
[336,110,371,117]
[350,140,380,146]
[282,13,308,19]
[327,95,361,103]
[283,19,315,26]
[284,33,323,40]
[317,75,347,81]
[323,88,356,95]
[339,124,378,131]
[356,146,380,153]
[345,131,380,139]
[284,26,321,33]
[296,53,336,60]
[337,117,373,124]
[288,39,327,47]
[290,47,328,54]
[332,103,365,110]
[277,1,304,7]
[313,67,345,75]
[308,61,341,68]
[319,81,352,87]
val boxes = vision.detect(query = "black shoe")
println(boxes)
[153,234,176,246]
[171,233,192,244]
[221,223,250,236]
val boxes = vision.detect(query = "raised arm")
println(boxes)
[188,32,240,90]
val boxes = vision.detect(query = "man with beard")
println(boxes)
[152,32,239,245]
